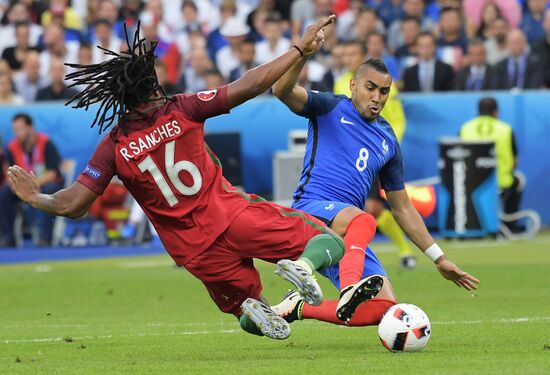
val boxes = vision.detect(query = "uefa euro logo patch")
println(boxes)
[84,165,101,180]
[197,90,217,101]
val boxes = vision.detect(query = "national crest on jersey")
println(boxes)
[292,90,405,209]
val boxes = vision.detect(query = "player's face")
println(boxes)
[469,44,486,66]
[417,35,436,61]
[366,35,384,58]
[401,20,420,44]
[0,75,12,96]
[350,67,392,121]
[12,119,33,145]
[238,43,256,66]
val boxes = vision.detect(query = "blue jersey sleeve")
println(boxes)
[379,143,405,191]
[296,90,342,118]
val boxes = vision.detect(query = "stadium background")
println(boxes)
[1,91,550,224]
[1,0,550,238]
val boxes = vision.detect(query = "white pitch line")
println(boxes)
[0,321,230,329]
[2,317,549,345]
[2,329,240,344]
[33,265,52,273]
[431,316,550,325]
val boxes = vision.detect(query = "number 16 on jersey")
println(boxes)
[138,140,203,206]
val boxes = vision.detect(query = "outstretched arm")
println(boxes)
[271,56,309,113]
[386,189,480,291]
[7,165,98,219]
[226,15,335,109]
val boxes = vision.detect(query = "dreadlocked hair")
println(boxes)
[64,21,171,134]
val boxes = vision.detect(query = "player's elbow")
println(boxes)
[57,200,89,219]
[57,205,81,219]
[272,82,294,101]
[393,203,420,225]
[66,208,88,219]
[271,83,285,99]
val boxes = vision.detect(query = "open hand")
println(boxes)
[297,15,336,56]
[7,165,40,203]
[436,257,480,291]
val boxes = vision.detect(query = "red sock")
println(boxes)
[339,213,377,290]
[302,298,396,326]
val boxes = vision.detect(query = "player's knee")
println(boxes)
[346,212,377,234]
[332,206,364,235]
[307,233,345,265]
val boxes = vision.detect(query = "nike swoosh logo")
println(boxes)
[325,249,333,265]
[340,116,355,125]
[350,245,366,253]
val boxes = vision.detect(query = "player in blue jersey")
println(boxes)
[270,58,479,326]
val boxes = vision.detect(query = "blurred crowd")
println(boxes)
[0,0,549,106]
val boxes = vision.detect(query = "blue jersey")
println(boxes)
[292,90,405,210]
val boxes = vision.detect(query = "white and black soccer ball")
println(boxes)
[378,303,431,352]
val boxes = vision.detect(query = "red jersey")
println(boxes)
[77,86,251,266]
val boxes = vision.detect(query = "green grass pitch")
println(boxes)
[1,234,550,374]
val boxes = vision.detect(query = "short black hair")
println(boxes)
[344,39,367,54]
[366,31,385,44]
[14,21,30,31]
[94,18,113,28]
[479,97,498,116]
[468,38,486,50]
[204,68,223,78]
[358,7,377,17]
[182,0,198,11]
[242,35,256,45]
[494,16,509,26]
[416,31,436,45]
[355,58,390,78]
[265,12,282,24]
[12,113,33,127]
[401,15,421,26]
[440,6,461,17]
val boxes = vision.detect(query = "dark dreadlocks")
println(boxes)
[65,22,170,134]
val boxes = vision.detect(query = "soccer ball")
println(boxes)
[378,303,431,352]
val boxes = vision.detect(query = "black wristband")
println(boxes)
[292,45,304,57]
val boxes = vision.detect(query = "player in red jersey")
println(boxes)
[7,18,343,340]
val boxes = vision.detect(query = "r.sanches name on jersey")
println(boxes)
[119,120,182,161]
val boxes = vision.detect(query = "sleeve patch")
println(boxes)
[197,90,217,101]
[84,165,102,180]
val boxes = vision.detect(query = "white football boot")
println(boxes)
[274,259,323,306]
[241,298,291,340]
[271,290,304,323]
